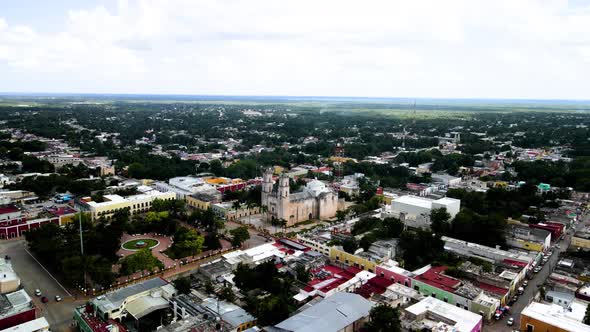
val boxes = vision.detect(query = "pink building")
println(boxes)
[0,206,59,239]
[376,260,414,287]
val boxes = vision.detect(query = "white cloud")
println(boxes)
[0,0,589,98]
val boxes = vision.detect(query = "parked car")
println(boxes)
[55,295,62,302]
[509,296,518,305]
[523,280,528,287]
[41,296,49,303]
[507,317,514,326]
[34,289,41,296]
[534,266,542,273]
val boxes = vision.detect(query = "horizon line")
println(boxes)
[1,92,590,103]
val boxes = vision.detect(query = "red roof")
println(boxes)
[312,167,332,173]
[0,206,20,215]
[304,265,359,294]
[414,266,461,292]
[356,276,394,298]
[502,259,528,268]
[48,206,77,216]
[475,281,509,296]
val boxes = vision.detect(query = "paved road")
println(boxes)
[488,214,587,332]
[0,239,84,332]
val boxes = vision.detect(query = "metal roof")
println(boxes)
[275,292,373,332]
[93,277,168,313]
[126,295,169,320]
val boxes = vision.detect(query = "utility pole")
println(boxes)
[79,213,84,256]
[79,213,87,291]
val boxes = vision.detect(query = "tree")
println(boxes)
[342,237,358,254]
[381,217,404,238]
[246,202,257,225]
[360,232,378,251]
[170,227,205,258]
[399,229,444,270]
[220,286,235,302]
[22,155,54,173]
[294,265,311,283]
[335,210,347,223]
[119,248,164,275]
[209,160,223,176]
[430,207,451,235]
[365,304,401,332]
[230,226,250,247]
[271,218,287,234]
[232,200,241,212]
[127,162,148,178]
[173,277,192,294]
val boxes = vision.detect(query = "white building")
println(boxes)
[384,195,460,229]
[521,300,590,332]
[92,278,176,321]
[404,296,483,332]
[154,176,218,200]
[0,258,20,294]
[41,154,82,168]
[431,173,462,187]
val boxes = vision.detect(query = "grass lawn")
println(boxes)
[122,238,159,250]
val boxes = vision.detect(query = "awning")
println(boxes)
[126,296,169,320]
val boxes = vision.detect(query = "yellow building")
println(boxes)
[99,165,115,177]
[329,247,380,273]
[571,228,590,250]
[273,166,285,174]
[211,202,260,222]
[329,156,356,163]
[186,190,222,210]
[84,190,176,219]
[494,181,508,188]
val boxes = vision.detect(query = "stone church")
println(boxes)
[261,169,338,226]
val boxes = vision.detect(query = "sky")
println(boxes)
[1,0,590,99]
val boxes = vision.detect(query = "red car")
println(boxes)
[41,296,49,303]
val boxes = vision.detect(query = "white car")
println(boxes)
[507,317,515,326]
[55,295,62,302]
[534,266,542,273]
[34,289,41,296]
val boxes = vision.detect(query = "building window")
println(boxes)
[456,303,460,307]
[431,293,436,298]
[414,286,419,291]
[526,324,534,332]
[444,297,448,303]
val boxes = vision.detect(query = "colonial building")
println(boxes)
[261,169,338,226]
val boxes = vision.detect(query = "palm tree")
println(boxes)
[259,205,269,233]
[279,218,288,235]
[246,202,257,225]
[232,200,241,222]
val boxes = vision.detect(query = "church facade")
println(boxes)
[261,169,338,226]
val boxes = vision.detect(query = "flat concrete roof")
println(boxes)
[406,296,482,332]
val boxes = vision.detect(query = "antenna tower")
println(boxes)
[334,142,345,179]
